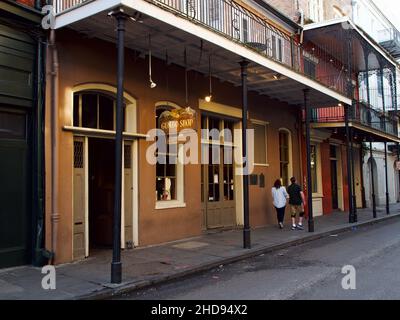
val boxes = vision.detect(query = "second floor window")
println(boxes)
[304,58,317,78]
[377,72,383,96]
[309,0,324,23]
[272,35,283,62]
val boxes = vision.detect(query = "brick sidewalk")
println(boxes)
[1,204,399,300]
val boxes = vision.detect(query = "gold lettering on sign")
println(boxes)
[159,107,196,132]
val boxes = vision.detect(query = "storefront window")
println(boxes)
[155,106,178,202]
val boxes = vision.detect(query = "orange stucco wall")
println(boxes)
[45,29,302,264]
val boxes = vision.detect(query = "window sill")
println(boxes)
[312,193,324,198]
[254,163,269,167]
[155,201,187,210]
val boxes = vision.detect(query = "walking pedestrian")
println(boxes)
[271,179,289,229]
[287,177,305,230]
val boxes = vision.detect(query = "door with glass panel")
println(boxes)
[201,115,236,229]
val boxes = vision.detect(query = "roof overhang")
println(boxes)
[1,0,42,23]
[304,17,397,72]
[311,121,400,143]
[54,0,351,108]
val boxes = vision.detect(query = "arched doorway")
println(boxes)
[71,84,138,260]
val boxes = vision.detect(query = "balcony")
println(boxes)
[378,28,400,59]
[310,101,399,140]
[53,0,352,106]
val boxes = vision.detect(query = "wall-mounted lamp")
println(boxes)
[148,35,157,89]
[273,73,281,80]
[130,11,143,23]
[205,55,212,102]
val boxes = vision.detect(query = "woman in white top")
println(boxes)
[271,179,289,229]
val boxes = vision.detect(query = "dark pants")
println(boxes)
[275,206,286,223]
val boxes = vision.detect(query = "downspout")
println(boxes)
[49,29,59,264]
[299,8,304,44]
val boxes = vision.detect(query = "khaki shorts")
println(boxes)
[290,204,304,218]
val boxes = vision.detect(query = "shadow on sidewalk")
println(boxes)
[1,203,399,299]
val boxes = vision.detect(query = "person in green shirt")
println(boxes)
[287,177,305,230]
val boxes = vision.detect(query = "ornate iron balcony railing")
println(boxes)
[310,102,398,137]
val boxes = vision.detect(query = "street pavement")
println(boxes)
[119,218,400,300]
[0,205,399,299]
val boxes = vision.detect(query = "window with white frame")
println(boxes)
[155,105,184,207]
[309,0,324,23]
[271,34,283,62]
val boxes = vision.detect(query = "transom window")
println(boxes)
[73,92,123,131]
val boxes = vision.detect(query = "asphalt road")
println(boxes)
[118,218,400,300]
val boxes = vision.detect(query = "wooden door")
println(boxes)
[73,137,88,259]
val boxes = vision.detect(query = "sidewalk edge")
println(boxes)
[76,213,400,300]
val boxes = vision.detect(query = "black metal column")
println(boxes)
[304,89,314,232]
[240,60,251,249]
[345,105,355,222]
[398,142,400,202]
[350,125,357,220]
[380,67,390,215]
[369,141,377,218]
[384,141,390,214]
[393,70,400,202]
[111,10,127,284]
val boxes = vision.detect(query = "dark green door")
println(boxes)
[0,23,35,268]
[0,109,30,268]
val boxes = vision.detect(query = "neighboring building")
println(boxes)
[265,0,352,24]
[0,0,46,268]
[265,0,400,217]
[45,0,351,264]
[352,0,400,206]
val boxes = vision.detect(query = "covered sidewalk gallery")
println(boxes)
[49,0,352,282]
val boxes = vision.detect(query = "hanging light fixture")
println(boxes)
[148,35,156,89]
[205,55,212,102]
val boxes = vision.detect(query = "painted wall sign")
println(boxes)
[159,107,196,132]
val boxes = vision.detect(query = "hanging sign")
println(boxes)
[159,107,196,133]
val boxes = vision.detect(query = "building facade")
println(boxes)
[43,0,353,265]
[352,0,400,206]
[266,0,400,217]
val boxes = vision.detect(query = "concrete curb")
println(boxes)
[76,212,400,300]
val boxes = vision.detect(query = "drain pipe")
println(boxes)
[49,29,59,264]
